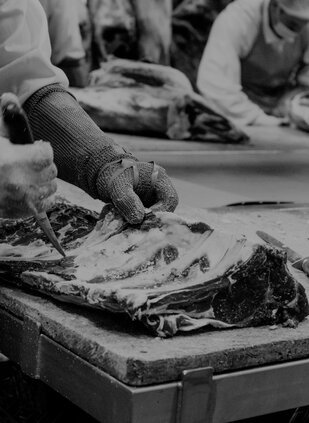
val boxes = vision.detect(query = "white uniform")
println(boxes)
[39,0,85,66]
[0,0,68,105]
[197,0,309,127]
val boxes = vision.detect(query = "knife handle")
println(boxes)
[1,93,34,144]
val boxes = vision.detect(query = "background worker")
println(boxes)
[39,0,89,87]
[197,0,309,127]
[0,0,178,223]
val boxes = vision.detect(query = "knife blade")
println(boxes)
[1,93,66,258]
[256,230,309,275]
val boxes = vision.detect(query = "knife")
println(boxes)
[256,230,309,275]
[1,93,66,258]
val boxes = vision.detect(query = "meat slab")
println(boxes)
[70,59,248,144]
[0,202,308,337]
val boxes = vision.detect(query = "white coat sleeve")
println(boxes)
[0,0,68,105]
[196,8,274,127]
[39,0,85,65]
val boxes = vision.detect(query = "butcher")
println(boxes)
[0,0,178,221]
[197,0,309,127]
[38,0,89,88]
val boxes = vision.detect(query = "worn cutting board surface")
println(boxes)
[1,180,309,386]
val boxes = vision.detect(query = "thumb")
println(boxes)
[110,186,145,224]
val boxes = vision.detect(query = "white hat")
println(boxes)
[278,0,309,20]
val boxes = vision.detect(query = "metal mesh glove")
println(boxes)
[97,159,178,224]
[23,84,136,199]
[24,84,178,223]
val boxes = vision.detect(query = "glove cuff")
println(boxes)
[23,83,73,113]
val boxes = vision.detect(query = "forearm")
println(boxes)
[196,2,268,127]
[23,84,136,199]
[197,70,269,127]
[57,57,89,87]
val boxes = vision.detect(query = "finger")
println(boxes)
[150,173,179,213]
[110,186,145,224]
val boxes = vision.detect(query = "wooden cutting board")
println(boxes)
[1,180,309,386]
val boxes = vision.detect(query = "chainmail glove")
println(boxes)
[23,84,137,198]
[97,159,179,224]
[24,84,178,223]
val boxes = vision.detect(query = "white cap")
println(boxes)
[278,0,309,20]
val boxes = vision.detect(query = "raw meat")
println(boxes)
[0,202,307,337]
[70,59,249,143]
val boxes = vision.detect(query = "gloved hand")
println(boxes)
[0,137,57,219]
[23,84,179,224]
[97,159,179,224]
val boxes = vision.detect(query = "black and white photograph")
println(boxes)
[1,1,309,422]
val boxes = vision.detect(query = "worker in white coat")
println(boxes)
[39,0,89,87]
[0,0,178,221]
[197,0,309,127]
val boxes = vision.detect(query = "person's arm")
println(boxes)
[39,0,88,87]
[133,0,172,65]
[0,0,178,223]
[196,5,282,127]
[23,84,178,223]
[0,0,68,104]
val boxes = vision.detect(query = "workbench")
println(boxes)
[1,180,309,423]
